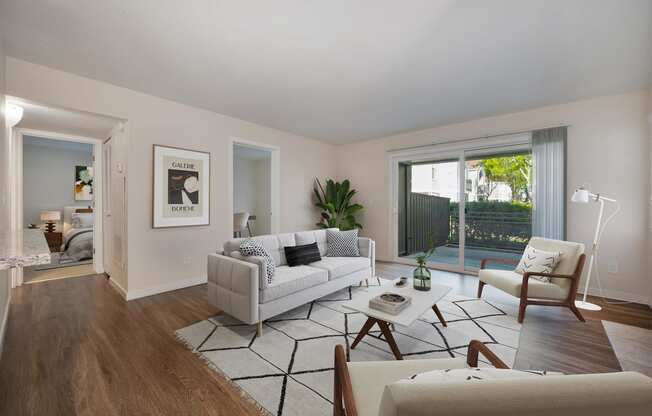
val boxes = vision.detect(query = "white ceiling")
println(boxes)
[9,97,121,139]
[3,1,651,144]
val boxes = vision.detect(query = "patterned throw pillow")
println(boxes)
[398,367,557,384]
[326,229,360,257]
[515,245,562,282]
[239,239,275,284]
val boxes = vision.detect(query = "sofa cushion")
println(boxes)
[259,265,328,303]
[295,229,335,256]
[239,239,275,284]
[310,256,370,280]
[276,233,296,265]
[478,269,568,300]
[348,357,468,416]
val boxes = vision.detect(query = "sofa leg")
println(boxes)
[477,281,485,298]
[257,321,263,337]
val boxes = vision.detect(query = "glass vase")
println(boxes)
[413,265,431,291]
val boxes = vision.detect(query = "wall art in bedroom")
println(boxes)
[74,165,94,201]
[152,144,210,228]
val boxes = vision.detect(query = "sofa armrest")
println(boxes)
[207,253,259,325]
[230,251,270,289]
[358,237,376,277]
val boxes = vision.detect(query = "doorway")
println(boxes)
[7,97,123,286]
[229,138,280,238]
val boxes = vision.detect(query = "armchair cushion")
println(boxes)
[528,237,584,290]
[348,358,468,416]
[515,245,562,282]
[397,367,556,384]
[478,269,568,300]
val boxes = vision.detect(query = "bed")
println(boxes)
[61,206,94,261]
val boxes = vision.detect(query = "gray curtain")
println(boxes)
[532,127,567,240]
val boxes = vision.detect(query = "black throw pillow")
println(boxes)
[284,242,322,267]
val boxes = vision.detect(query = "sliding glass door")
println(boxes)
[463,151,532,270]
[397,157,461,270]
[394,135,534,273]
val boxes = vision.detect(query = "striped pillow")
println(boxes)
[284,242,321,267]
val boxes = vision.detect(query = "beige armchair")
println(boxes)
[333,341,652,416]
[477,237,586,323]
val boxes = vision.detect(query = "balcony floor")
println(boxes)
[403,244,521,270]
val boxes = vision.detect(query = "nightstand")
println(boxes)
[44,232,63,253]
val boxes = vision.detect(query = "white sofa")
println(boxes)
[207,228,375,334]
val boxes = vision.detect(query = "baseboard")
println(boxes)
[108,277,128,300]
[125,275,207,301]
[579,287,651,306]
[0,295,11,359]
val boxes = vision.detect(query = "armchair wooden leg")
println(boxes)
[569,303,586,322]
[517,298,527,323]
[477,281,485,298]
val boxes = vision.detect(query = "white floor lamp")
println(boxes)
[570,187,620,311]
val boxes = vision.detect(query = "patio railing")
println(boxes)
[449,207,531,251]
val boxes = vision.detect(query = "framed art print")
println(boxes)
[153,145,210,228]
[75,165,94,201]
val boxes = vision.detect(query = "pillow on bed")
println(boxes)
[71,212,94,228]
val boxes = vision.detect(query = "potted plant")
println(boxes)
[313,178,363,230]
[413,240,436,291]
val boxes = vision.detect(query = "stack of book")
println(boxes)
[369,292,412,315]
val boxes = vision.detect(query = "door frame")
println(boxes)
[227,137,281,235]
[11,128,105,285]
[388,133,532,274]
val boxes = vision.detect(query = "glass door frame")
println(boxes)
[388,133,532,275]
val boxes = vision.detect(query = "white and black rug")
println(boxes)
[176,282,521,416]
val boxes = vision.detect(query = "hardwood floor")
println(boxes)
[0,263,650,415]
[0,275,257,416]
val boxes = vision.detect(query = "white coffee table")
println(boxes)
[343,282,452,360]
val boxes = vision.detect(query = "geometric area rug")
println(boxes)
[176,281,522,416]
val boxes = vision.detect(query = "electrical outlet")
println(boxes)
[607,260,619,274]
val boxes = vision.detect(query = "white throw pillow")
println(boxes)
[71,212,94,228]
[515,245,561,282]
[398,367,557,384]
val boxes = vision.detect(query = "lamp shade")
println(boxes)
[40,210,61,221]
[571,188,590,203]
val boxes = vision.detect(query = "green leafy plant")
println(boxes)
[415,237,437,267]
[313,178,363,230]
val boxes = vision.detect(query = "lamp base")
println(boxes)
[574,300,602,311]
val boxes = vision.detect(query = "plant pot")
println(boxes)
[413,265,431,291]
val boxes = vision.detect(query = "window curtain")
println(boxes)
[532,126,567,240]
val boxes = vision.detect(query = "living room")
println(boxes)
[0,1,651,415]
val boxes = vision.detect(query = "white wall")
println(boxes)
[5,58,337,297]
[233,155,271,235]
[337,90,652,304]
[22,137,93,227]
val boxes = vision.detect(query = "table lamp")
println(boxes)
[40,210,61,233]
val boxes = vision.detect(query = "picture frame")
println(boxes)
[75,165,94,201]
[152,144,210,228]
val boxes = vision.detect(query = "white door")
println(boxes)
[102,137,114,278]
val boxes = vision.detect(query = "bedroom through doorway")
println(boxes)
[7,98,122,285]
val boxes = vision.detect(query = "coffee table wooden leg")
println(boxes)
[432,304,447,327]
[350,317,377,349]
[377,320,403,360]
